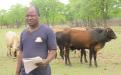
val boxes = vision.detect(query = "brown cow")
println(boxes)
[56,28,88,64]
[63,27,116,67]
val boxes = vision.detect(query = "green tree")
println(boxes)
[32,0,66,25]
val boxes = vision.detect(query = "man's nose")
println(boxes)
[28,16,32,20]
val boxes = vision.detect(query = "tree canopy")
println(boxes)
[0,0,121,28]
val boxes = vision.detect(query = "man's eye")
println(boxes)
[26,15,35,17]
[30,15,35,17]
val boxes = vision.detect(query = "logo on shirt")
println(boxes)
[35,37,43,43]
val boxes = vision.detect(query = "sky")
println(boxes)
[0,0,69,10]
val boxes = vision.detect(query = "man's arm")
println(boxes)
[36,50,57,66]
[45,50,57,64]
[15,50,23,75]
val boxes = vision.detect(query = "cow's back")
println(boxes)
[65,29,92,48]
[5,31,17,46]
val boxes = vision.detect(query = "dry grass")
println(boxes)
[0,26,121,75]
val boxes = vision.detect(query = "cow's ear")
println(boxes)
[106,28,111,32]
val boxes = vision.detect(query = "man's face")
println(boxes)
[26,7,39,26]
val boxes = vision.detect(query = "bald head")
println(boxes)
[26,6,40,27]
[27,6,40,17]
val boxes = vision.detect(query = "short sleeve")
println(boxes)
[47,28,57,50]
[19,32,23,51]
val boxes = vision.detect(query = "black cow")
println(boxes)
[56,31,65,59]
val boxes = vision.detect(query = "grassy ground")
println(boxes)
[0,26,121,75]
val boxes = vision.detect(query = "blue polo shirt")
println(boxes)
[19,25,57,75]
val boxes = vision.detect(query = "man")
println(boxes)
[15,5,57,75]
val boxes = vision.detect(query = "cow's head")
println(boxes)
[106,28,117,40]
[12,44,19,57]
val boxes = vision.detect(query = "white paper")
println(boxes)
[23,56,43,74]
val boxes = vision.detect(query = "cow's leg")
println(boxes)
[89,49,93,67]
[11,48,16,58]
[64,46,71,66]
[80,49,83,63]
[64,49,68,65]
[7,45,11,56]
[9,47,12,57]
[67,49,71,66]
[80,49,88,63]
[93,50,97,67]
[83,49,88,63]
[14,50,17,57]
[11,50,16,59]
[7,46,9,56]
[59,46,64,60]
[10,46,13,57]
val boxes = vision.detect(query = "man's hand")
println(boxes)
[35,59,49,68]
[35,50,56,68]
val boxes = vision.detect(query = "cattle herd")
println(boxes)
[56,27,116,67]
[5,27,117,67]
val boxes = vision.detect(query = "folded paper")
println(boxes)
[23,56,43,74]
